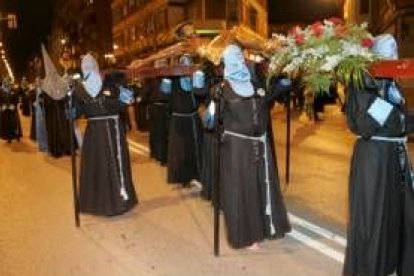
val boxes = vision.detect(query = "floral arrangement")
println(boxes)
[268,18,377,95]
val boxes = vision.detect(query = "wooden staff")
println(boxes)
[67,88,80,228]
[285,90,292,184]
[213,85,223,257]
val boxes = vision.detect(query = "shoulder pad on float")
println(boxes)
[160,78,172,95]
[192,70,205,89]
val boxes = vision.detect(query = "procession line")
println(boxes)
[288,229,345,263]
[288,213,347,247]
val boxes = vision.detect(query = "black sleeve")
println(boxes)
[266,76,292,103]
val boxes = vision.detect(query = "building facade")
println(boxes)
[49,0,113,71]
[343,0,414,57]
[111,0,268,65]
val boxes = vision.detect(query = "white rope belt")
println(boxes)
[357,135,407,143]
[172,111,198,117]
[224,130,276,235]
[89,115,128,201]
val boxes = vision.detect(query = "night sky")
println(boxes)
[0,0,53,80]
[269,0,343,23]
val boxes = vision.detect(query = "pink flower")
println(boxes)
[294,34,305,45]
[289,25,303,37]
[310,21,324,37]
[326,17,344,26]
[361,38,374,48]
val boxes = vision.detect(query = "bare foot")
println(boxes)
[247,242,260,251]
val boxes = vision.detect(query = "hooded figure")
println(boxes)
[343,34,414,276]
[29,77,48,151]
[131,79,151,131]
[166,54,205,186]
[0,78,22,143]
[218,43,291,249]
[40,45,73,157]
[19,77,31,117]
[74,54,138,216]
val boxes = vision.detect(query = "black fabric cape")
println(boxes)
[149,78,170,165]
[132,83,151,132]
[42,94,72,158]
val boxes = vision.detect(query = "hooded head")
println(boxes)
[2,78,12,92]
[179,54,193,92]
[372,34,398,60]
[81,54,102,97]
[21,77,28,89]
[222,44,254,97]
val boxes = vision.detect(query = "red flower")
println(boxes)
[294,34,305,45]
[326,17,344,26]
[361,38,374,48]
[311,21,324,37]
[289,25,302,37]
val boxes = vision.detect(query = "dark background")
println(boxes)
[268,0,343,23]
[0,0,53,80]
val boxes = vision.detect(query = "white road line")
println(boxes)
[289,213,347,247]
[128,146,148,156]
[288,229,345,263]
[127,139,150,153]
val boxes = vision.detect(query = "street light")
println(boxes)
[61,38,67,45]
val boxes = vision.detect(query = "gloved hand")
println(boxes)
[202,102,216,130]
[160,78,172,95]
[119,86,134,104]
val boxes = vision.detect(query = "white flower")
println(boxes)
[283,57,303,74]
[323,24,335,38]
[320,55,342,72]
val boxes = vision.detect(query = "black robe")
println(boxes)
[219,82,291,249]
[149,78,170,165]
[18,87,31,117]
[0,90,22,142]
[74,84,138,216]
[167,78,203,184]
[200,78,221,200]
[42,94,72,158]
[343,79,414,276]
[28,89,38,141]
[132,83,150,132]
